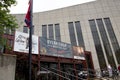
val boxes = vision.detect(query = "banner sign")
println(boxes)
[40,37,73,58]
[14,31,38,54]
[72,46,85,60]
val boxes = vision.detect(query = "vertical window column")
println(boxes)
[89,20,107,69]
[104,18,120,64]
[48,24,54,40]
[96,19,116,68]
[75,21,85,48]
[55,24,61,41]
[42,25,47,38]
[68,22,77,46]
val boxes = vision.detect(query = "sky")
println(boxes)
[10,0,95,14]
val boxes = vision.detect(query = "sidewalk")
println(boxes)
[94,76,120,80]
[94,78,113,80]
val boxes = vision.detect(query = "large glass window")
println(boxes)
[104,18,120,64]
[42,25,47,38]
[68,22,77,46]
[55,24,61,41]
[89,20,106,69]
[42,23,61,41]
[75,21,85,48]
[48,24,54,40]
[96,19,116,68]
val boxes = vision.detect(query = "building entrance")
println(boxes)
[38,60,86,80]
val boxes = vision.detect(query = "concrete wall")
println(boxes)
[0,54,16,80]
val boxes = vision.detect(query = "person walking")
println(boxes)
[108,64,113,78]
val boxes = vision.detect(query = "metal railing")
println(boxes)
[40,66,87,80]
[39,66,120,80]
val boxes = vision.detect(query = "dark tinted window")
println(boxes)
[42,25,47,38]
[104,18,120,64]
[75,21,85,48]
[48,24,54,40]
[96,19,116,68]
[68,22,77,46]
[23,26,28,33]
[55,24,61,41]
[89,19,106,69]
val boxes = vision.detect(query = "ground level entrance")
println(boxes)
[39,62,84,80]
[37,51,94,80]
[4,50,94,80]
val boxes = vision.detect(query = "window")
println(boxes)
[55,24,61,41]
[42,25,47,38]
[89,19,106,69]
[68,22,77,46]
[42,23,61,40]
[23,26,34,34]
[96,19,116,68]
[104,18,120,64]
[23,26,28,33]
[75,21,85,48]
[48,24,54,40]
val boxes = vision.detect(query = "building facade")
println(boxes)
[14,0,120,71]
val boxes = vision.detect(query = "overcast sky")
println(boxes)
[10,0,95,14]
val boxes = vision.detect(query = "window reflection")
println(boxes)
[42,25,47,38]
[55,24,61,41]
[75,21,85,48]
[104,18,120,64]
[89,20,106,69]
[68,22,77,46]
[48,24,54,40]
[96,19,116,68]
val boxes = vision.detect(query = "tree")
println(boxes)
[0,0,18,52]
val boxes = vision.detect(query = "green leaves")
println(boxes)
[0,0,16,12]
[0,0,18,49]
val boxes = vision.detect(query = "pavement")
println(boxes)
[93,76,120,80]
